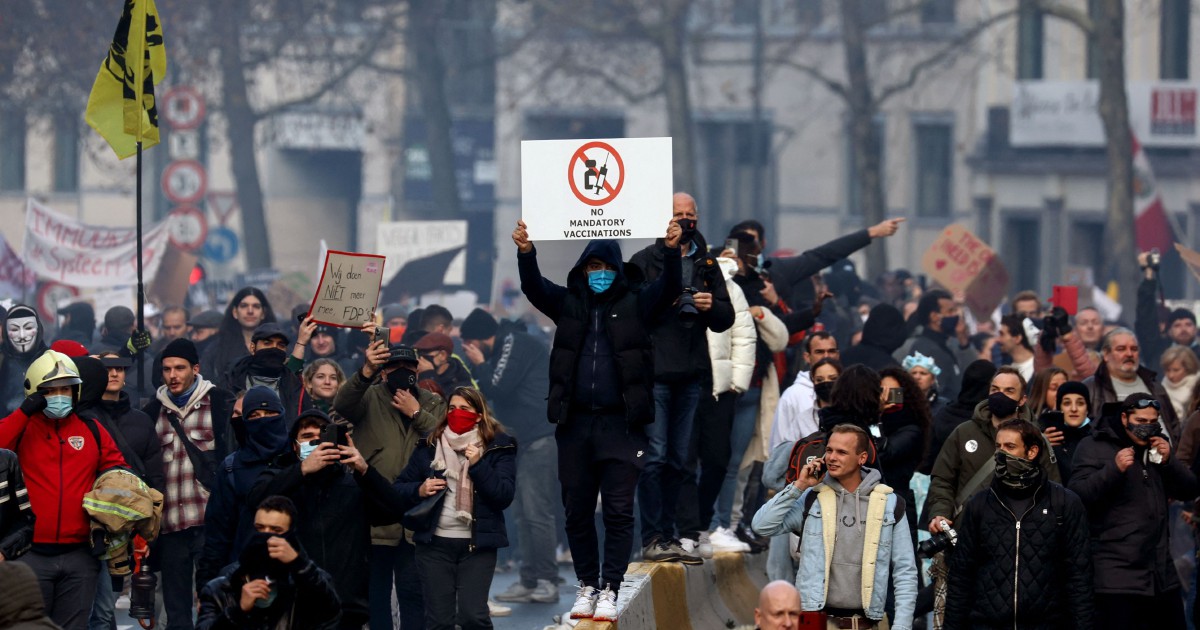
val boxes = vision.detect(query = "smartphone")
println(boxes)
[724,238,739,256]
[373,325,390,347]
[1041,411,1066,433]
[886,388,904,405]
[813,458,827,478]
[320,422,349,448]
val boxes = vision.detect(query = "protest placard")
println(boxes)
[376,220,467,286]
[521,137,672,241]
[920,224,1011,318]
[23,199,169,288]
[0,233,34,299]
[307,250,386,328]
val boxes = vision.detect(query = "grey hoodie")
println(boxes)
[824,467,883,610]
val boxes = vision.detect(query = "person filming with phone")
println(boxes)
[333,329,445,630]
[752,423,918,629]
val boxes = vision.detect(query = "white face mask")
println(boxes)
[7,317,37,353]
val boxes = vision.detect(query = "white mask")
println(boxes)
[7,317,37,353]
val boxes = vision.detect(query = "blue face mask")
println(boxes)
[297,440,317,461]
[44,395,73,419]
[754,253,764,272]
[587,269,616,293]
[253,583,278,608]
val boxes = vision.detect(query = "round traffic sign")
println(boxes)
[37,282,79,318]
[167,205,209,252]
[162,160,207,205]
[202,226,240,264]
[568,141,625,207]
[161,86,206,130]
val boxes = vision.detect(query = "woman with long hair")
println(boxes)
[369,387,516,629]
[200,287,276,381]
[1027,367,1068,420]
[878,366,933,538]
[300,358,347,419]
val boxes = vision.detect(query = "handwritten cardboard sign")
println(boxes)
[920,224,1010,318]
[307,250,386,328]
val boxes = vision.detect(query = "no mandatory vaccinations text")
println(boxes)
[562,218,632,239]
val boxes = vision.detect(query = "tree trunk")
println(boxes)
[841,0,888,280]
[659,7,698,195]
[216,0,272,270]
[1095,0,1138,314]
[408,1,462,219]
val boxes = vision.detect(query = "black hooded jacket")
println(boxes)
[518,239,681,426]
[197,556,341,630]
[469,320,552,442]
[222,354,304,425]
[839,304,906,372]
[74,356,164,492]
[629,232,734,382]
[54,302,95,346]
[0,305,46,416]
[1068,407,1199,596]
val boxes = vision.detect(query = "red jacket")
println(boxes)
[0,408,127,545]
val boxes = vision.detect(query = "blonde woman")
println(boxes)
[1160,345,1200,420]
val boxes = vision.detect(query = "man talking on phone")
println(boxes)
[334,332,444,630]
[752,424,918,629]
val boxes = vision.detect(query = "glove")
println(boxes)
[1048,306,1072,336]
[126,329,152,355]
[20,393,46,416]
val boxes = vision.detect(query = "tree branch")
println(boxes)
[1034,0,1095,33]
[777,59,850,101]
[252,28,389,121]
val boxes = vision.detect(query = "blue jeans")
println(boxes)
[88,559,116,630]
[715,386,761,529]
[637,380,701,546]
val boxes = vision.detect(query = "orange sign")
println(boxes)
[920,224,1010,318]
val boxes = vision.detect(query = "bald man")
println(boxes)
[755,580,801,630]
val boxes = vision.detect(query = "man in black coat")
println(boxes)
[629,192,734,563]
[222,323,304,426]
[514,218,681,621]
[945,419,1092,630]
[1069,392,1198,630]
[0,448,34,562]
[839,303,906,372]
[893,290,976,400]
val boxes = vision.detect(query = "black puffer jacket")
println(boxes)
[196,559,341,630]
[1068,409,1199,596]
[75,357,165,492]
[877,406,924,531]
[839,304,906,372]
[0,449,34,560]
[469,321,552,443]
[945,477,1093,630]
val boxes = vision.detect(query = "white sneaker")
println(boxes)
[569,584,599,619]
[592,586,618,622]
[487,600,511,617]
[710,526,751,553]
[679,537,696,552]
[696,531,714,559]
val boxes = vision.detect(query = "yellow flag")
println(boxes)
[85,0,167,159]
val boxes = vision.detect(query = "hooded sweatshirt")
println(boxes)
[55,302,96,347]
[839,304,907,372]
[824,467,883,610]
[0,305,47,415]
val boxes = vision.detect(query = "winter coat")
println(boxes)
[771,371,817,451]
[0,561,60,629]
[706,257,756,397]
[197,558,341,630]
[1083,361,1181,442]
[369,431,517,550]
[519,240,681,427]
[79,392,165,493]
[331,374,443,545]
[751,468,917,629]
[222,355,305,426]
[1178,410,1200,467]
[922,401,1061,529]
[0,448,34,560]
[766,230,873,310]
[54,301,95,347]
[630,233,735,382]
[421,354,477,397]
[922,400,976,476]
[469,321,552,443]
[1045,415,1094,486]
[746,308,790,465]
[893,328,972,401]
[945,477,1093,630]
[877,406,925,531]
[1068,409,1199,596]
[840,304,907,372]
[143,385,237,461]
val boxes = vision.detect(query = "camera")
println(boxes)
[1147,249,1162,270]
[886,387,904,405]
[677,287,699,328]
[917,524,958,559]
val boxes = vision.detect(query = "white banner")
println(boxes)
[375,220,467,286]
[0,233,34,298]
[521,137,673,241]
[23,199,170,288]
[1011,80,1200,147]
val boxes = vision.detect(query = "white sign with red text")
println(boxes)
[22,199,169,288]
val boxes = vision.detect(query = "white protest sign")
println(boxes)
[308,250,387,328]
[521,137,672,241]
[23,199,169,288]
[375,220,467,286]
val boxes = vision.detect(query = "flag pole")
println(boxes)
[136,140,146,402]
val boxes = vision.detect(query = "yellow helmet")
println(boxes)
[24,350,83,396]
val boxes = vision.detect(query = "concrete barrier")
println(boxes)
[562,552,769,630]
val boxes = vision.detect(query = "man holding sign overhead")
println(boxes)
[514,218,682,622]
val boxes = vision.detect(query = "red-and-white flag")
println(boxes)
[1132,134,1176,253]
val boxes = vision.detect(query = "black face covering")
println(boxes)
[386,366,419,395]
[814,381,835,404]
[987,392,1020,419]
[249,348,287,375]
[1128,422,1163,444]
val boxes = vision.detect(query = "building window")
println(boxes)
[1086,0,1101,79]
[1016,0,1044,79]
[1004,216,1041,295]
[54,116,79,193]
[1161,0,1190,79]
[697,117,774,232]
[845,116,885,216]
[914,120,952,218]
[0,107,25,192]
[921,0,955,25]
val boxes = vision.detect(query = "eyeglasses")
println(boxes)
[1124,398,1161,412]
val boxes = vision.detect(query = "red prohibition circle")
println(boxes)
[568,141,625,207]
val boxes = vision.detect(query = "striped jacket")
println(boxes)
[0,448,34,560]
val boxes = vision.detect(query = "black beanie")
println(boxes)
[161,338,200,365]
[460,308,499,341]
[1056,381,1091,413]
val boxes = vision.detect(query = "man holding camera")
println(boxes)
[334,335,444,630]
[944,419,1092,629]
[1069,393,1198,629]
[630,191,734,562]
[751,424,918,629]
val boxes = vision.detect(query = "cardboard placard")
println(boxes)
[307,250,386,328]
[1051,285,1079,315]
[520,137,673,241]
[920,224,1011,318]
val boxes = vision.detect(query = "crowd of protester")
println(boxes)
[0,198,1199,630]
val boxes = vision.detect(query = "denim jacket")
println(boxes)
[751,467,917,629]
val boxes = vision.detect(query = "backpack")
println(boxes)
[785,429,878,485]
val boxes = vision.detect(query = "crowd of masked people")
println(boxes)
[0,195,1199,630]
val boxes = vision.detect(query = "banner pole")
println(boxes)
[136,141,146,402]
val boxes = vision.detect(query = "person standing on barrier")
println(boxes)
[514,218,682,623]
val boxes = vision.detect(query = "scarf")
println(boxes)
[431,427,482,524]
[1163,372,1198,420]
[168,379,199,409]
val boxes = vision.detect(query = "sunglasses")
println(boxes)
[1124,398,1161,412]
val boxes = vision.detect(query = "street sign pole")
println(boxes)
[135,141,145,404]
